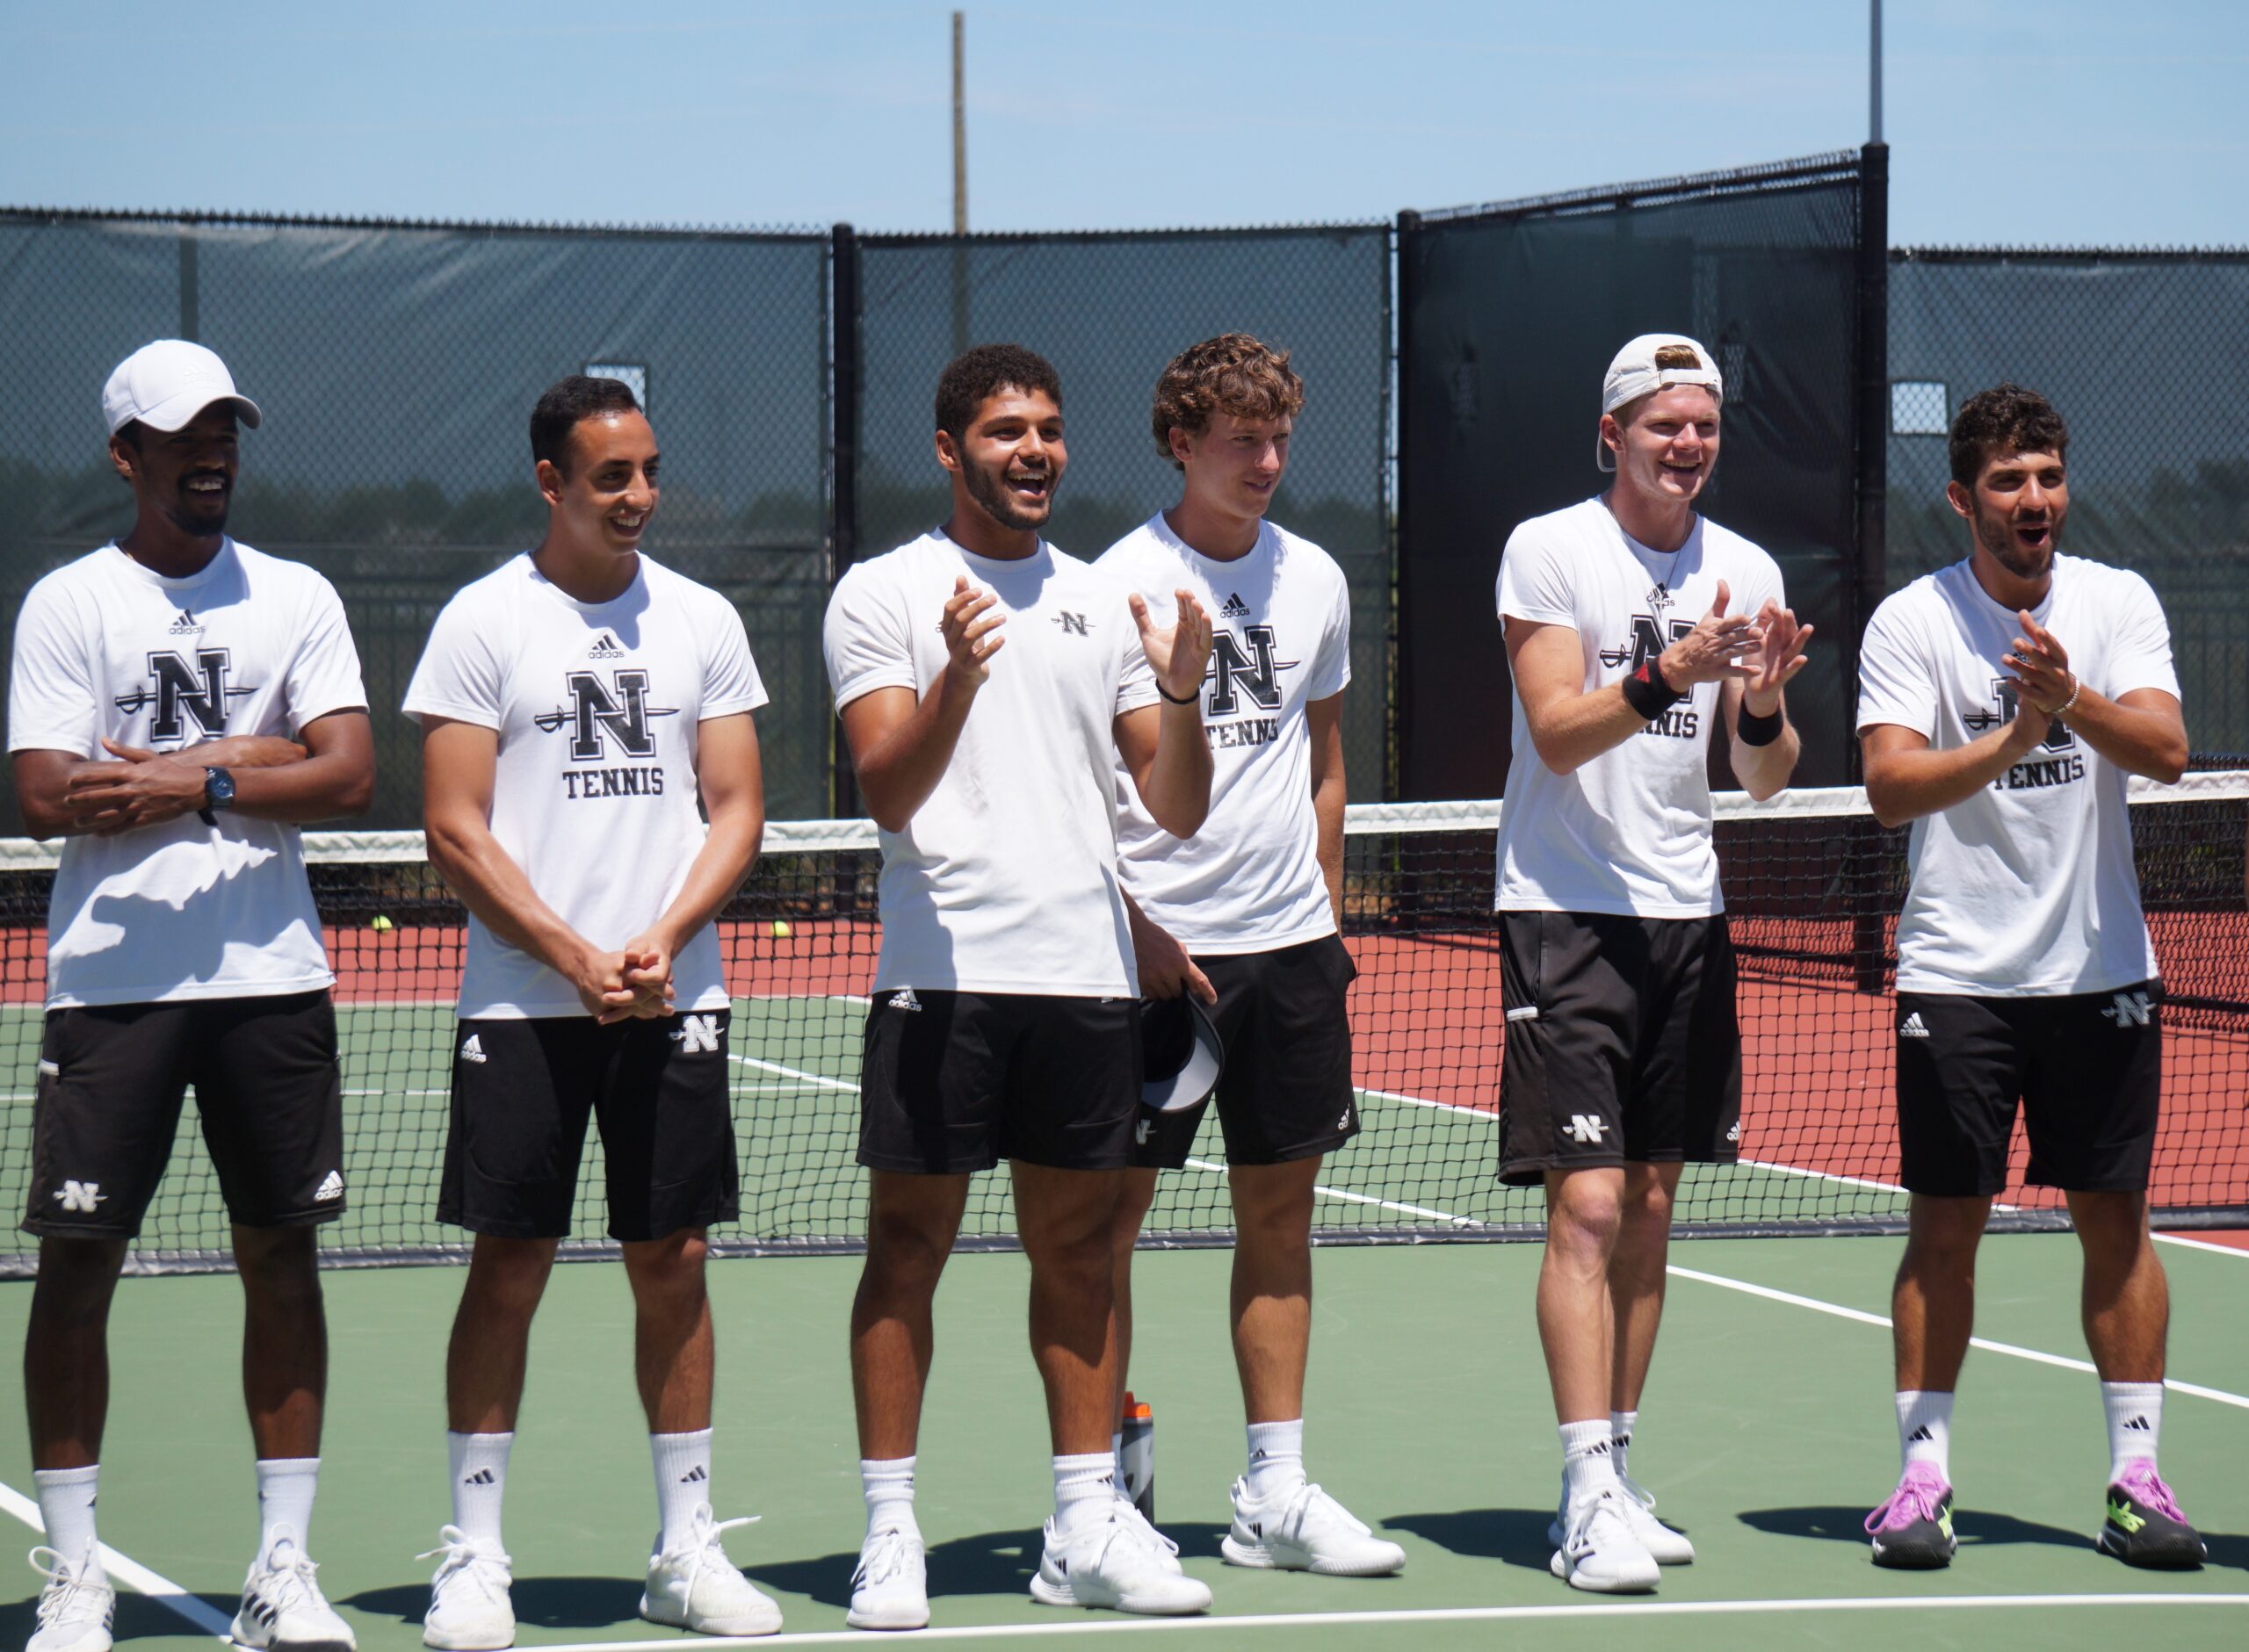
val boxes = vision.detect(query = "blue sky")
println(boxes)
[2,0,2241,246]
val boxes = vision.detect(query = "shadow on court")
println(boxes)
[1385,1508,1557,1569]
[345,1574,641,1632]
[1740,1503,2101,1554]
[746,1526,1045,1608]
[0,1590,236,1646]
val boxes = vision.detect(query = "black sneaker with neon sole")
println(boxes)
[2098,1470,2206,1569]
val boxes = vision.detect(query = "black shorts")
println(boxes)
[23,991,346,1240]
[857,988,1141,1174]
[1133,934,1360,1170]
[1497,910,1742,1187]
[1895,983,2162,1197]
[438,1009,739,1242]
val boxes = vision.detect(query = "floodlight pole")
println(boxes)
[1869,0,1884,144]
[951,11,970,357]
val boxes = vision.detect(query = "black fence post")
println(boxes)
[1392,209,1419,802]
[177,225,199,341]
[1852,142,1891,992]
[830,222,862,819]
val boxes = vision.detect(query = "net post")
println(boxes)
[829,221,863,820]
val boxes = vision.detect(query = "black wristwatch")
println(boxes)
[200,766,236,825]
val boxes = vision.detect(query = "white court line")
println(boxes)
[2156,1232,2249,1259]
[730,1053,857,1093]
[0,1480,233,1640]
[1665,1264,2249,1410]
[1180,1158,1481,1229]
[524,1593,2249,1649]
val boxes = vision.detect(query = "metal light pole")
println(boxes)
[951,11,970,358]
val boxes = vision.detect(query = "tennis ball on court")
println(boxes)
[770,920,792,939]
[370,914,394,932]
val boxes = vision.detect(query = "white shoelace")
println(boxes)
[417,1526,512,1602]
[658,1510,759,1598]
[30,1547,110,1630]
[1275,1482,1371,1542]
[1562,1490,1633,1556]
[852,1526,919,1591]
[251,1537,327,1614]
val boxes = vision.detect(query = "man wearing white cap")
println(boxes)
[1493,335,1811,1592]
[8,341,374,1652]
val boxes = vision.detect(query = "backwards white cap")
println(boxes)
[1596,333,1721,472]
[102,340,263,437]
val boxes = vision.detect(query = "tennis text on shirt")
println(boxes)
[1098,513,1351,954]
[5,540,368,1009]
[822,530,1159,997]
[1855,553,2180,996]
[1493,497,1787,919]
[403,552,767,1019]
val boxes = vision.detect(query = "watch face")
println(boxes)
[206,767,236,808]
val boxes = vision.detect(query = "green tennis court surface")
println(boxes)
[1,1234,2243,1650]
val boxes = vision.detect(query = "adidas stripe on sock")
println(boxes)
[651,1429,714,1554]
[254,1457,320,1555]
[1558,1418,1620,1508]
[1245,1418,1305,1502]
[2101,1381,2164,1481]
[447,1431,513,1547]
[1052,1453,1117,1537]
[862,1456,918,1541]
[1895,1390,1953,1480]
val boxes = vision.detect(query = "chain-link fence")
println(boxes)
[0,208,835,830]
[842,226,1394,799]
[1396,152,1877,798]
[1887,249,2249,756]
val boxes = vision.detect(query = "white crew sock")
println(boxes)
[861,1456,918,1541]
[1110,1431,1124,1482]
[447,1431,513,1548]
[1244,1418,1306,1502]
[1895,1390,1953,1480]
[2101,1381,2164,1480]
[1609,1409,1639,1482]
[1558,1419,1619,1508]
[33,1466,103,1580]
[651,1429,713,1555]
[1052,1452,1116,1538]
[254,1458,320,1555]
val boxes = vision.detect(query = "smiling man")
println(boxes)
[823,344,1215,1628]
[1856,384,2202,1573]
[1495,335,1811,1593]
[1096,335,1401,1581]
[8,340,375,1652]
[405,375,778,1646]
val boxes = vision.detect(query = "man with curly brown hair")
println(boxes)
[1097,334,1404,1579]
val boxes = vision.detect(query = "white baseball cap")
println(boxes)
[1596,333,1722,472]
[102,340,263,437]
[1140,993,1226,1115]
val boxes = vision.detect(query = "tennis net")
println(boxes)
[3,776,2245,1274]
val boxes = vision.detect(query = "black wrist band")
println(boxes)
[1620,660,1685,721]
[1154,681,1200,705]
[1736,703,1784,747]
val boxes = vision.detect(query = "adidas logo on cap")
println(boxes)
[460,1032,488,1064]
[315,1169,344,1202]
[1899,1012,1931,1039]
[1220,593,1250,618]
[589,631,626,660]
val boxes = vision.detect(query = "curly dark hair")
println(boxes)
[1949,383,2068,488]
[935,344,1062,444]
[530,374,642,474]
[1150,333,1305,470]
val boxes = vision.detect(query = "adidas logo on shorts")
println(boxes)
[460,1032,488,1064]
[1220,593,1250,618]
[888,988,922,1012]
[1899,1012,1931,1039]
[315,1170,344,1202]
[1726,1119,1742,1143]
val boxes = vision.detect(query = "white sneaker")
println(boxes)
[26,1548,113,1652]
[1110,1494,1184,1575]
[640,1504,782,1637]
[232,1527,357,1651]
[845,1526,929,1632]
[1549,1489,1660,1593]
[1548,1474,1694,1565]
[1222,1479,1406,1576]
[1030,1507,1211,1616]
[417,1526,515,1651]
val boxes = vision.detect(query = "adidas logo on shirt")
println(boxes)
[588,631,626,660]
[314,1170,344,1202]
[460,1033,488,1064]
[1899,1012,1931,1039]
[888,988,922,1013]
[168,608,203,635]
[1220,593,1250,618]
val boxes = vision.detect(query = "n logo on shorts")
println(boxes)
[115,648,257,741]
[1566,1115,1608,1144]
[54,1180,105,1214]
[2102,991,2153,1028]
[672,1014,720,1055]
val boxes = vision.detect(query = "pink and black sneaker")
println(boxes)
[1865,1461,1956,1569]
[2098,1461,2205,1569]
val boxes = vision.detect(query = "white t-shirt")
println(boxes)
[403,552,767,1019]
[1494,498,1785,918]
[1098,514,1349,953]
[7,540,367,1009]
[823,530,1159,997]
[1855,554,2179,996]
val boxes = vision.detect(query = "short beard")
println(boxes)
[963,458,1054,531]
[160,494,229,537]
[1977,505,2058,581]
